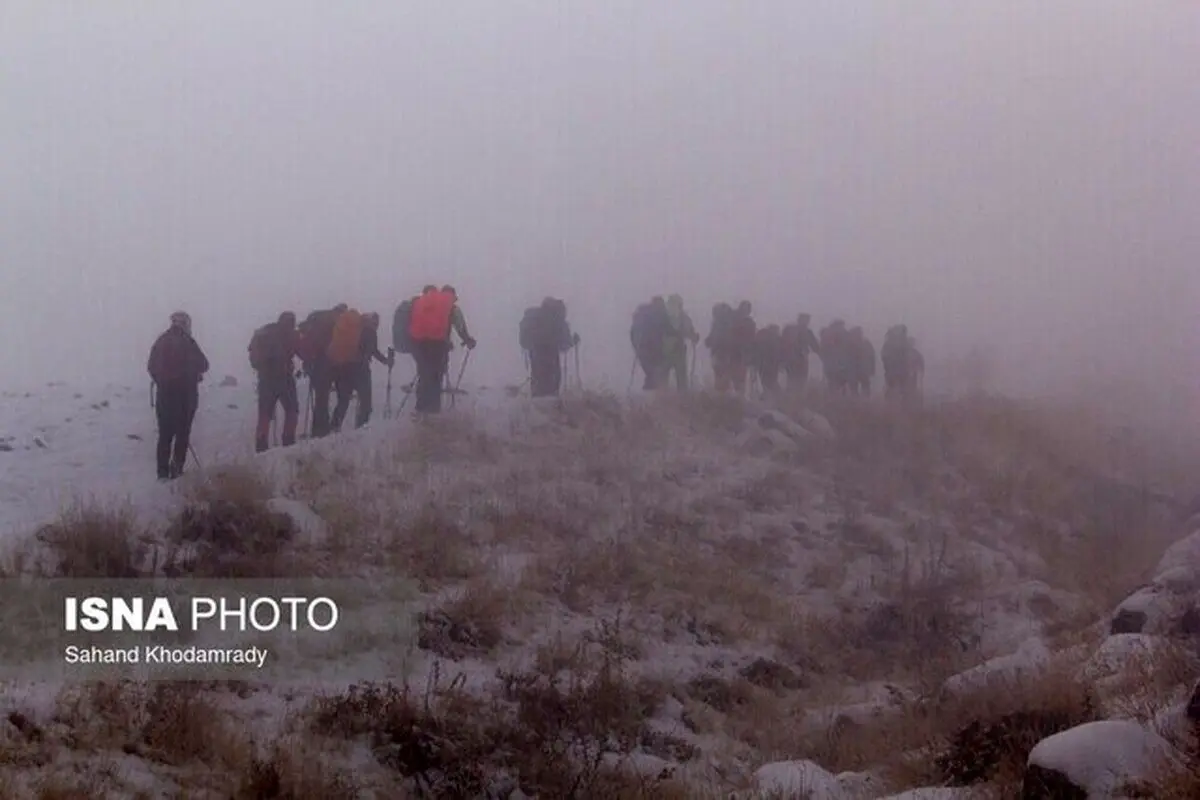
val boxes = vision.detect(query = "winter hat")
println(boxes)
[170,311,192,335]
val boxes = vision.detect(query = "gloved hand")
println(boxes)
[572,333,581,346]
[464,337,477,350]
[295,369,305,380]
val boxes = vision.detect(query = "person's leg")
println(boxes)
[255,376,277,453]
[155,389,174,479]
[330,366,354,431]
[414,342,439,413]
[280,376,299,445]
[355,366,373,428]
[171,385,199,477]
[311,363,333,437]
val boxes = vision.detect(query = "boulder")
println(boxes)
[219,375,238,387]
[1023,720,1182,799]
[879,790,976,800]
[736,428,799,457]
[265,497,329,542]
[756,409,813,443]
[791,406,836,439]
[753,760,840,798]
[943,636,1050,696]
[1078,633,1173,688]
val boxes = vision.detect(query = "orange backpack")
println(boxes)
[408,290,455,343]
[326,309,364,365]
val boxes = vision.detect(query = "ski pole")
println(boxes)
[627,354,637,392]
[574,343,582,390]
[384,348,394,419]
[450,349,472,409]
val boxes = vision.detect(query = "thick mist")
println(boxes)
[2,1,1196,427]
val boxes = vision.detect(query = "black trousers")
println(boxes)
[256,373,299,452]
[155,381,199,479]
[411,340,450,413]
[330,363,361,431]
[529,346,562,398]
[307,360,333,438]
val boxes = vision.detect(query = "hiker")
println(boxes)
[881,324,913,398]
[408,285,475,413]
[728,301,757,395]
[630,297,672,390]
[705,302,736,391]
[326,307,365,433]
[248,311,300,453]
[147,311,209,480]
[296,303,347,438]
[849,326,876,396]
[820,320,852,394]
[752,323,785,396]
[663,294,700,390]
[907,336,925,395]
[355,312,392,427]
[781,313,821,393]
[520,297,578,398]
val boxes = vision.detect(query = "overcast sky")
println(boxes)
[2,1,1196,414]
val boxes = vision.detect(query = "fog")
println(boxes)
[2,1,1197,426]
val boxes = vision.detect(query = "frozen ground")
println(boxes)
[1,375,1199,798]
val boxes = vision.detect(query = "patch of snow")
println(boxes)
[1026,719,1183,797]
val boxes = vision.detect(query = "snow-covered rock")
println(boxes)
[1078,633,1169,688]
[1023,720,1183,798]
[265,497,329,541]
[878,789,975,800]
[943,636,1050,695]
[736,427,800,457]
[756,409,814,443]
[752,760,840,798]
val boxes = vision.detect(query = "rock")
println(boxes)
[1186,680,1200,724]
[1154,529,1200,581]
[943,636,1050,695]
[1179,606,1200,637]
[736,428,798,457]
[757,410,813,442]
[126,434,143,441]
[1079,633,1171,688]
[738,657,807,691]
[1023,720,1183,799]
[753,759,841,798]
[218,375,238,387]
[791,406,836,439]
[264,498,328,541]
[1109,608,1146,634]
[0,441,12,453]
[880,789,975,800]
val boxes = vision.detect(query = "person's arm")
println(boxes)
[807,329,821,356]
[451,306,476,347]
[192,339,210,380]
[147,336,163,382]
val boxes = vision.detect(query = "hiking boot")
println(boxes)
[168,462,184,480]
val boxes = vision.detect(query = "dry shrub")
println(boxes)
[663,391,748,435]
[161,496,299,578]
[54,680,247,768]
[384,506,482,590]
[234,739,360,799]
[417,580,510,661]
[792,662,1100,792]
[309,626,678,798]
[777,538,981,684]
[33,500,150,578]
[184,463,275,508]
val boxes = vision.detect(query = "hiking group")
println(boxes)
[630,296,924,401]
[147,289,922,480]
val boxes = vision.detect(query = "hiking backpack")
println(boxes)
[392,299,414,355]
[326,309,364,366]
[248,324,273,371]
[519,307,540,351]
[408,290,455,343]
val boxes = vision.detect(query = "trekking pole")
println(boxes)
[450,349,472,409]
[627,354,637,392]
[303,380,312,439]
[384,348,395,419]
[397,375,417,413]
[188,443,203,471]
[689,343,697,388]
[573,343,582,390]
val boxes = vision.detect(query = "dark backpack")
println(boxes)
[519,307,540,351]
[248,324,273,371]
[392,299,414,354]
[631,304,655,350]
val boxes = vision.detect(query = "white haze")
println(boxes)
[2,1,1197,428]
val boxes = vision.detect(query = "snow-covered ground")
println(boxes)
[1,377,1198,798]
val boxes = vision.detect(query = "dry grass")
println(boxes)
[308,626,686,799]
[32,499,150,578]
[233,739,361,800]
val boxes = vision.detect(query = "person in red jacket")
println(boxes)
[147,311,209,480]
[408,286,475,413]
